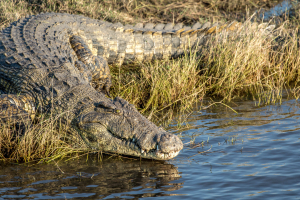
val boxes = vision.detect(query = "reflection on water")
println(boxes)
[0,159,182,199]
[1,98,300,199]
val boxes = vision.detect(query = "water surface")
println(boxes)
[258,0,294,20]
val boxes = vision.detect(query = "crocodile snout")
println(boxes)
[158,132,183,153]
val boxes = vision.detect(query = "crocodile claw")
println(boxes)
[105,87,112,98]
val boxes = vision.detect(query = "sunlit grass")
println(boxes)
[0,113,91,163]
[110,50,204,115]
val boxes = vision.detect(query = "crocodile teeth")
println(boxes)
[141,149,144,154]
[156,145,159,151]
[132,138,135,142]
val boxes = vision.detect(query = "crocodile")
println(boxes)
[0,13,275,160]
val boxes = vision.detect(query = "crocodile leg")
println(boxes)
[0,94,36,133]
[70,35,112,97]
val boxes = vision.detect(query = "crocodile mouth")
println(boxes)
[104,128,182,160]
[127,136,181,160]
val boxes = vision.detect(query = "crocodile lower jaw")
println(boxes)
[154,150,180,160]
[108,145,181,160]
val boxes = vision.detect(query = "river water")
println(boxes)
[0,98,299,199]
[257,0,295,20]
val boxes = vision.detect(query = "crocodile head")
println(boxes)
[77,97,183,160]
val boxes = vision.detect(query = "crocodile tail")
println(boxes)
[96,20,276,65]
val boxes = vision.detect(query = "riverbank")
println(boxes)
[0,0,288,29]
[1,0,300,162]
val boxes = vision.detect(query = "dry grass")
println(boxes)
[0,0,282,30]
[0,113,91,163]
[111,50,204,114]
[203,23,300,103]
[1,0,300,162]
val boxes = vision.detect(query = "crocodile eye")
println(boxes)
[114,109,122,115]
